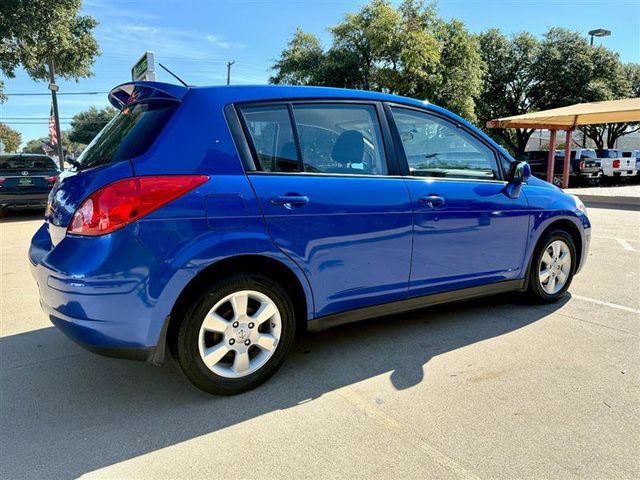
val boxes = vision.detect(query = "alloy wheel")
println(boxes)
[198,290,281,378]
[538,240,572,295]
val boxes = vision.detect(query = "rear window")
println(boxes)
[75,101,176,170]
[0,155,57,171]
[595,150,619,158]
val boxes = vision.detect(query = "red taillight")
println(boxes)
[613,159,620,169]
[0,176,5,185]
[45,175,58,185]
[68,175,208,236]
[579,160,585,170]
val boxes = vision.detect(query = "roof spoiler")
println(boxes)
[108,81,189,110]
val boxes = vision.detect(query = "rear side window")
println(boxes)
[292,104,387,175]
[391,107,498,180]
[75,101,176,170]
[239,102,388,175]
[0,155,57,171]
[239,105,299,172]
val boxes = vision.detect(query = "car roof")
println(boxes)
[109,81,514,160]
[191,84,430,108]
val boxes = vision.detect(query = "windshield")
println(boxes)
[75,101,176,169]
[0,155,58,171]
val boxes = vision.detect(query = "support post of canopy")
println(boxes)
[546,129,557,184]
[562,129,573,189]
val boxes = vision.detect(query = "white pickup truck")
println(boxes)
[622,150,640,179]
[596,149,638,180]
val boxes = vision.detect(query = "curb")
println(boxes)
[578,194,640,210]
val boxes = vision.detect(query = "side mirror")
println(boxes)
[509,161,531,183]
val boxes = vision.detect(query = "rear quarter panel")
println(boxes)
[127,89,315,321]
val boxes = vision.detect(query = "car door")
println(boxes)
[238,101,413,317]
[387,105,530,296]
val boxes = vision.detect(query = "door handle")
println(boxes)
[418,195,445,208]
[270,195,310,208]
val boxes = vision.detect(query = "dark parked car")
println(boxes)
[0,154,59,212]
[30,82,591,395]
[516,149,601,187]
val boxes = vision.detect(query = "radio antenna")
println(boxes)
[158,63,189,87]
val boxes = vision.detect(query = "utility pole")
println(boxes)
[47,58,65,170]
[226,60,235,85]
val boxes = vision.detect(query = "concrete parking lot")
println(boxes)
[1,206,639,480]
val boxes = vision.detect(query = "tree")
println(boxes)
[0,0,99,82]
[269,0,482,119]
[429,20,483,121]
[68,106,117,144]
[479,27,633,155]
[477,29,540,154]
[22,132,86,156]
[0,123,22,152]
[22,138,49,154]
[580,63,640,149]
[269,29,327,85]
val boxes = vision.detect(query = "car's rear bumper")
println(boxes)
[575,170,601,178]
[0,192,49,210]
[29,222,195,361]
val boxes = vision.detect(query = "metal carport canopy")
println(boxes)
[486,97,640,129]
[486,98,640,188]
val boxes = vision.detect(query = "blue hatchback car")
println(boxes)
[30,82,591,394]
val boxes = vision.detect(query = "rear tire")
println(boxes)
[176,273,296,395]
[526,230,576,303]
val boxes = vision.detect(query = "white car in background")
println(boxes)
[596,149,637,181]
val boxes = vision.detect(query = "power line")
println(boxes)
[4,91,109,96]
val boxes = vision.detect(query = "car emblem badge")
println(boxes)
[238,329,247,339]
[21,171,29,176]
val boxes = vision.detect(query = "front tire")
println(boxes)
[176,273,296,395]
[526,230,576,303]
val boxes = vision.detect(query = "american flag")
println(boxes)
[48,105,57,145]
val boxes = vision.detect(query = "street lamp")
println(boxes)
[588,28,611,46]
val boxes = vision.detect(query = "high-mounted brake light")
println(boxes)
[68,175,208,236]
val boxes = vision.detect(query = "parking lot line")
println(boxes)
[572,294,640,315]
[615,238,636,251]
[336,387,482,480]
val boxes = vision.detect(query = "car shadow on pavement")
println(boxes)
[0,293,569,479]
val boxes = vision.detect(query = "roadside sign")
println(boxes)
[131,51,156,81]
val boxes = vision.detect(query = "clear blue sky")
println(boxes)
[2,0,639,147]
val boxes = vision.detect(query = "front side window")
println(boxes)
[391,107,499,180]
[292,104,388,175]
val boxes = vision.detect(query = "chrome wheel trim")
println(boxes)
[539,240,572,295]
[198,290,281,379]
[553,175,563,187]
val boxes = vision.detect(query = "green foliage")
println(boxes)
[21,138,48,154]
[0,79,5,102]
[0,123,22,152]
[478,27,636,154]
[0,0,99,81]
[68,106,118,144]
[477,29,540,154]
[22,132,86,156]
[270,0,482,119]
